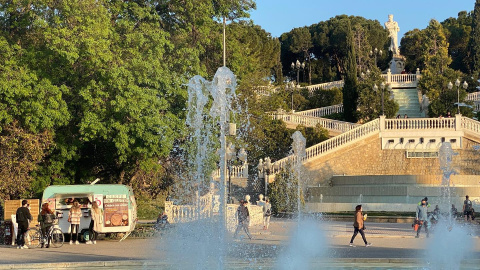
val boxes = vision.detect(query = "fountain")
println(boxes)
[424,142,474,269]
[161,66,239,269]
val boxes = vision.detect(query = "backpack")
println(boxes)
[265,208,271,217]
[465,200,472,211]
[43,213,54,224]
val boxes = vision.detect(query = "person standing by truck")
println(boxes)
[16,200,33,249]
[38,203,55,248]
[87,201,103,244]
[69,201,82,244]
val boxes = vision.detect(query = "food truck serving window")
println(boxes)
[56,196,92,209]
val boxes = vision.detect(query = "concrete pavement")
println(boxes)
[1,218,480,269]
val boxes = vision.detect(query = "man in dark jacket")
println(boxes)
[233,200,252,240]
[16,200,33,249]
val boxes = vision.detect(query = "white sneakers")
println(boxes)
[349,243,372,247]
[75,241,79,245]
[69,240,73,245]
[93,240,97,244]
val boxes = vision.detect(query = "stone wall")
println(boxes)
[305,135,480,186]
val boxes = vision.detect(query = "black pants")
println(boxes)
[416,221,429,237]
[16,222,29,246]
[350,226,367,244]
[70,224,79,241]
[42,225,53,245]
[88,220,97,241]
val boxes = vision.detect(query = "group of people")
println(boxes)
[415,195,475,238]
[15,199,103,249]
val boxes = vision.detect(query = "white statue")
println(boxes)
[385,14,400,55]
[245,194,251,205]
[257,194,265,207]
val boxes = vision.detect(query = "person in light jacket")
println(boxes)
[69,201,82,245]
[86,201,103,244]
[349,205,371,247]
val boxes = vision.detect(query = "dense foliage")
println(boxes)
[0,0,280,201]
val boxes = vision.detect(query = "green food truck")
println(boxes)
[41,183,137,241]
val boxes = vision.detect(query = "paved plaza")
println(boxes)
[1,218,480,269]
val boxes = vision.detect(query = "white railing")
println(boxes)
[212,163,248,179]
[475,102,480,112]
[271,112,360,134]
[253,86,280,97]
[466,92,480,101]
[384,118,456,130]
[270,119,380,175]
[461,117,480,133]
[165,192,214,224]
[387,74,418,83]
[305,80,344,93]
[296,104,343,117]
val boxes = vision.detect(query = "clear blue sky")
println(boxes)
[250,0,476,40]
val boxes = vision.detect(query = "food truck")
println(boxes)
[41,184,137,241]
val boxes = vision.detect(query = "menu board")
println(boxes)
[103,194,129,227]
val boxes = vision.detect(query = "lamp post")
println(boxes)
[373,84,379,115]
[449,79,468,114]
[226,144,248,204]
[370,48,383,67]
[291,60,305,85]
[258,157,273,197]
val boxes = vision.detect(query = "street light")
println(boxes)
[380,82,386,115]
[291,60,305,85]
[258,157,273,197]
[226,144,248,204]
[370,48,383,67]
[449,79,468,114]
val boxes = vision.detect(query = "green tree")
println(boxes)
[442,11,472,74]
[469,0,480,76]
[342,21,358,123]
[418,20,468,117]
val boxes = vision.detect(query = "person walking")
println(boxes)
[349,205,371,247]
[86,201,103,244]
[38,203,56,248]
[15,200,33,249]
[233,200,252,240]
[416,198,429,238]
[68,201,82,244]
[263,198,272,230]
[463,195,473,222]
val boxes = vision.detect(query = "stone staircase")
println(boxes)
[391,88,424,118]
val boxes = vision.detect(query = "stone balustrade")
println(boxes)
[271,119,380,175]
[253,85,280,97]
[212,164,248,179]
[271,112,359,134]
[383,117,456,130]
[305,80,344,94]
[165,199,264,232]
[295,104,343,117]
[466,91,480,101]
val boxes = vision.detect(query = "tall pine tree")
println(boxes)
[343,21,358,123]
[469,0,480,76]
